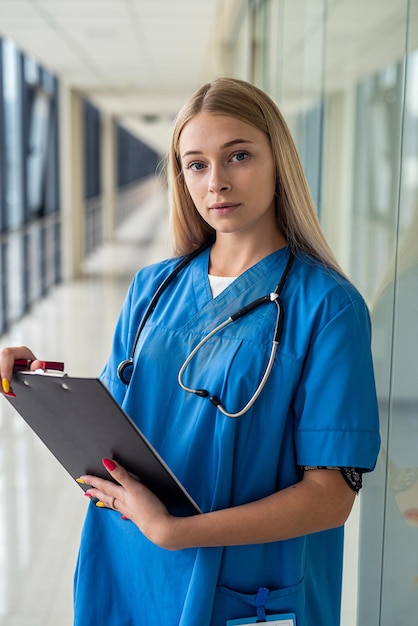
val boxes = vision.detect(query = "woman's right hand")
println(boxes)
[0,346,42,394]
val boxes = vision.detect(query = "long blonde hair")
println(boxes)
[169,76,343,275]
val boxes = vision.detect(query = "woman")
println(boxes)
[1,77,380,625]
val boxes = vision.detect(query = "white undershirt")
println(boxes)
[208,274,236,298]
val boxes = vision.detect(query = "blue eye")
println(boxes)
[186,161,206,171]
[232,151,249,162]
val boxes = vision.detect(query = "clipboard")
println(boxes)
[4,371,201,516]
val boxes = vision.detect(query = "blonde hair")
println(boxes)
[169,76,343,275]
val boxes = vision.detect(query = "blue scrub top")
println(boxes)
[73,246,380,626]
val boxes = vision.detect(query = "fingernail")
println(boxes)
[84,492,92,498]
[76,478,86,484]
[102,458,116,471]
[2,378,16,396]
[121,515,128,521]
[95,501,106,508]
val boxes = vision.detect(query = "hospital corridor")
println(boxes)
[0,1,417,625]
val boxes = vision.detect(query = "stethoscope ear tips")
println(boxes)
[117,359,134,385]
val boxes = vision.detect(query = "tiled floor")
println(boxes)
[0,182,359,625]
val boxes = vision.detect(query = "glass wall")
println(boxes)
[83,99,102,255]
[0,38,60,333]
[82,101,161,256]
[358,1,418,623]
[116,124,160,189]
[114,124,161,226]
[0,36,162,309]
[230,1,418,624]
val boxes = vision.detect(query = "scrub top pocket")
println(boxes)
[210,578,304,625]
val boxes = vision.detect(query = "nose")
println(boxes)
[208,166,231,193]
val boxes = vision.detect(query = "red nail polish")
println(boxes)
[102,458,116,471]
[84,492,92,498]
[121,515,128,521]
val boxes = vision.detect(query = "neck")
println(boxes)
[209,232,287,277]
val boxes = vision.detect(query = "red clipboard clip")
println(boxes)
[13,359,65,372]
[3,359,65,398]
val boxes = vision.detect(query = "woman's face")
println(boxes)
[178,112,279,241]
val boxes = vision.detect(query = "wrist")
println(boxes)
[147,513,187,551]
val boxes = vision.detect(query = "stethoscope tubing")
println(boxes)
[118,244,294,418]
[117,243,212,385]
[177,294,283,418]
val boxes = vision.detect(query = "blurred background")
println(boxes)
[0,1,417,624]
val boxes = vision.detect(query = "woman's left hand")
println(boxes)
[80,459,175,548]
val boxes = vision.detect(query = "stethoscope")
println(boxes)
[118,245,295,418]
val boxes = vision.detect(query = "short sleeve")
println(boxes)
[294,296,380,471]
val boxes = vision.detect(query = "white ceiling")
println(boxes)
[0,0,230,151]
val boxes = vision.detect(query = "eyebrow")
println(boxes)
[181,138,254,159]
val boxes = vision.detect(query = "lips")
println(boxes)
[209,202,241,212]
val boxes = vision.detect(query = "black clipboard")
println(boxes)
[4,371,201,516]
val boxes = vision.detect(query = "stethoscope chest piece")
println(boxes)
[117,358,134,385]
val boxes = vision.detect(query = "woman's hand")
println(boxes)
[80,459,178,549]
[0,346,43,394]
